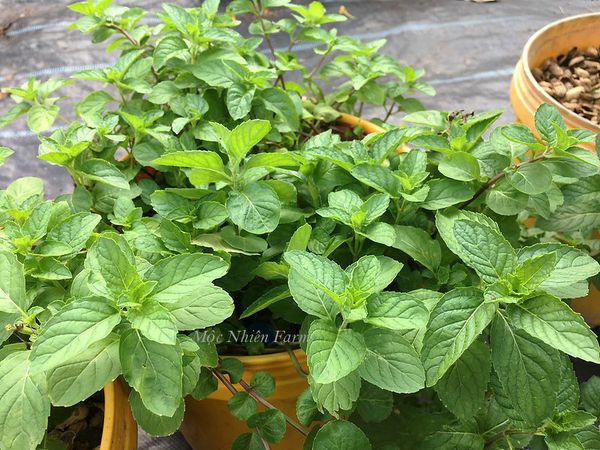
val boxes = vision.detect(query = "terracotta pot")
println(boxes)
[100,379,138,450]
[180,350,308,450]
[510,13,600,148]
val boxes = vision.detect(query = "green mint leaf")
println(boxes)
[145,253,229,303]
[284,251,346,320]
[0,252,27,335]
[422,179,476,210]
[153,151,231,185]
[359,222,396,247]
[501,124,544,150]
[580,376,600,416]
[47,334,120,406]
[129,390,185,437]
[46,212,101,253]
[0,351,50,450]
[226,182,281,234]
[164,283,234,330]
[22,202,52,240]
[508,162,553,195]
[452,219,517,284]
[5,176,44,205]
[490,313,560,426]
[403,110,448,130]
[553,410,597,432]
[250,371,276,398]
[422,287,496,385]
[360,193,390,225]
[436,209,493,256]
[535,103,565,146]
[239,285,290,319]
[160,218,192,253]
[220,227,268,253]
[486,179,529,216]
[411,133,452,153]
[309,371,361,416]
[372,256,403,292]
[286,223,312,252]
[464,110,503,144]
[0,103,30,129]
[366,291,429,330]
[79,159,130,190]
[517,243,600,297]
[153,150,224,169]
[182,351,202,397]
[220,358,244,383]
[438,151,481,181]
[574,428,600,449]
[370,128,406,162]
[26,104,59,133]
[225,119,271,164]
[231,432,265,450]
[355,382,393,424]
[423,430,485,449]
[556,355,580,413]
[307,319,366,384]
[246,409,286,443]
[30,297,121,372]
[537,176,600,234]
[545,432,585,450]
[508,295,600,363]
[28,257,71,281]
[190,59,246,88]
[392,225,441,272]
[435,340,490,420]
[260,87,300,131]
[128,299,178,345]
[153,35,188,69]
[296,388,322,426]
[350,164,401,198]
[148,80,180,104]
[194,201,229,230]
[228,392,258,421]
[511,252,556,290]
[227,83,255,120]
[120,329,182,417]
[327,189,362,212]
[190,368,218,400]
[347,255,381,294]
[311,420,372,450]
[245,152,303,170]
[150,191,195,222]
[85,235,143,300]
[358,327,425,394]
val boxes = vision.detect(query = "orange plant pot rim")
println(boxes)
[222,348,305,365]
[337,113,410,153]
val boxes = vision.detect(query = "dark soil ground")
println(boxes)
[1,1,599,448]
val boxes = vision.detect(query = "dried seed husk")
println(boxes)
[535,45,600,124]
[569,55,585,66]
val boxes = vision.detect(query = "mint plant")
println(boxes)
[0,1,600,450]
